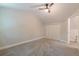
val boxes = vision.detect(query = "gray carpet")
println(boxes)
[1,38,79,56]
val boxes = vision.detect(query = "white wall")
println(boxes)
[45,20,68,43]
[60,20,68,42]
[0,9,4,47]
[0,8,45,47]
[45,23,61,40]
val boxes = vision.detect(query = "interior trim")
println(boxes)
[0,36,45,50]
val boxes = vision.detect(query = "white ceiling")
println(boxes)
[0,3,79,25]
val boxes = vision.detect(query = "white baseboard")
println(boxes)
[45,37,67,43]
[58,39,67,43]
[0,36,45,50]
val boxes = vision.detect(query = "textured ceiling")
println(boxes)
[0,3,79,25]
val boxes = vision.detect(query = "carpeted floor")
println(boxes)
[1,38,79,56]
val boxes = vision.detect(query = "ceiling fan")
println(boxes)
[38,3,54,13]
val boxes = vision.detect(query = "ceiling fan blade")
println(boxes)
[49,3,54,7]
[39,8,46,10]
[31,4,45,8]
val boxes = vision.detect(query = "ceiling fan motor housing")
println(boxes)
[45,4,49,9]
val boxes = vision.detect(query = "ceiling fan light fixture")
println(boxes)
[44,9,48,12]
